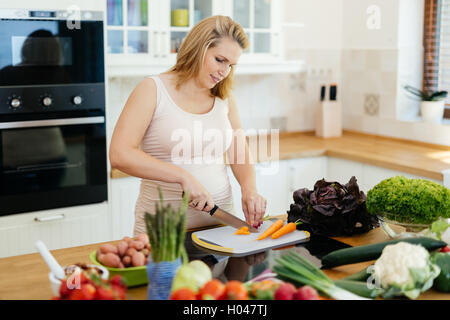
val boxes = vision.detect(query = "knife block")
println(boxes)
[315,101,342,138]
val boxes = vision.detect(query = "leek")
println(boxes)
[274,252,370,300]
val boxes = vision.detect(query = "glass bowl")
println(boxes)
[377,215,431,239]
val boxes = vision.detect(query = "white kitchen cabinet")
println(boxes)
[105,0,303,76]
[0,203,109,258]
[228,160,289,221]
[327,157,442,193]
[326,157,365,190]
[109,176,141,239]
[287,157,328,193]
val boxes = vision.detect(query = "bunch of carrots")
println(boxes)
[234,218,302,240]
[257,219,302,240]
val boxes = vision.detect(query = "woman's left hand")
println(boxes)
[241,188,266,228]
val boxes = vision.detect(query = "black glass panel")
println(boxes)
[0,19,104,86]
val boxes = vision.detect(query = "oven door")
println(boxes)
[0,116,107,216]
[0,18,104,86]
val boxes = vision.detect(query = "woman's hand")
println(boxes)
[241,188,266,228]
[180,173,215,212]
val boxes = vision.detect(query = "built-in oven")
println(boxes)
[0,9,107,217]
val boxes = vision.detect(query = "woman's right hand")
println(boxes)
[180,173,215,212]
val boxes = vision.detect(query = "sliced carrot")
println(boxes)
[257,219,284,240]
[271,220,302,239]
[235,226,250,235]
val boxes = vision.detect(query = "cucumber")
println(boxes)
[321,237,447,268]
[333,279,381,299]
[341,266,372,282]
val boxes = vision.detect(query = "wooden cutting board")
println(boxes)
[191,221,310,257]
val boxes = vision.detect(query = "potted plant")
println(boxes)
[404,85,448,124]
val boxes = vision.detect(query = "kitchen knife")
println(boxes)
[182,192,258,232]
[209,205,259,233]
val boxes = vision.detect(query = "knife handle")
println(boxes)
[182,191,218,216]
[209,205,219,216]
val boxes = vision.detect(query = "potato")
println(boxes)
[130,240,145,251]
[118,261,125,269]
[117,241,128,257]
[98,252,121,268]
[126,247,137,257]
[141,248,149,257]
[131,251,145,267]
[123,236,133,243]
[99,244,118,255]
[137,233,149,245]
[144,257,149,265]
[122,255,131,267]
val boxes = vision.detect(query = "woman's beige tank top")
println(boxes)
[133,75,235,236]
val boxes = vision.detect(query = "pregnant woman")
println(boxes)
[109,15,266,241]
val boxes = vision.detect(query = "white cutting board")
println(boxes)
[191,221,310,257]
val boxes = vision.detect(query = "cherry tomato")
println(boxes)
[197,279,226,300]
[170,288,197,300]
[224,281,249,300]
[440,246,450,253]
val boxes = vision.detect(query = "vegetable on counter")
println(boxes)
[430,252,450,293]
[273,251,370,300]
[144,187,189,263]
[287,176,379,237]
[235,226,251,235]
[321,237,447,268]
[257,219,284,240]
[371,242,441,299]
[171,260,212,293]
[366,176,450,225]
[271,219,302,239]
[95,234,150,268]
[421,218,450,245]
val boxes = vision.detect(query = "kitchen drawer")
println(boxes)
[0,202,109,258]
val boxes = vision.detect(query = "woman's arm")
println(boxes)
[109,78,185,183]
[226,94,266,227]
[109,78,215,211]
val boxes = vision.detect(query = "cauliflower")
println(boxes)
[372,242,441,299]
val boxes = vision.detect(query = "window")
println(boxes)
[423,0,450,118]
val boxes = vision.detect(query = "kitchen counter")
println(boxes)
[110,130,450,182]
[0,222,448,300]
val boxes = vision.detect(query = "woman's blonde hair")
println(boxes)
[169,15,249,100]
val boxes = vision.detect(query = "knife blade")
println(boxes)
[209,205,259,233]
[181,192,258,233]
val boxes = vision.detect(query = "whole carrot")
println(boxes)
[257,219,284,240]
[271,220,302,239]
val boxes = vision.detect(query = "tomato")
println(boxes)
[440,246,450,253]
[170,288,197,300]
[95,286,116,300]
[224,281,248,300]
[197,279,226,300]
[110,275,127,289]
[68,283,96,300]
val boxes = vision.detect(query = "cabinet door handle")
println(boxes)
[34,214,65,222]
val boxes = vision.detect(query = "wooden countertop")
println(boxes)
[111,130,450,181]
[0,223,448,300]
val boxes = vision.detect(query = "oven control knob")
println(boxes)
[72,95,83,106]
[10,98,22,109]
[42,96,53,107]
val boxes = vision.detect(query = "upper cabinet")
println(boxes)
[105,0,304,77]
